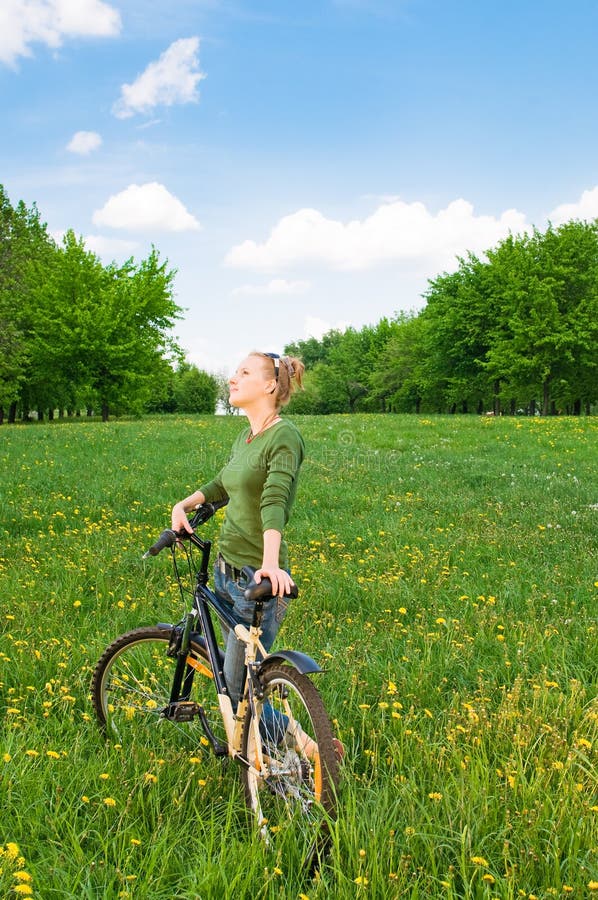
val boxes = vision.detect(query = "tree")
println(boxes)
[30,234,182,420]
[172,361,218,413]
[370,313,430,412]
[484,223,598,414]
[0,187,58,421]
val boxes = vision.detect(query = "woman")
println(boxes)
[171,351,305,711]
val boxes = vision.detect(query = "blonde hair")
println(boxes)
[251,352,305,408]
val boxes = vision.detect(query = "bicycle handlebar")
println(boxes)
[143,500,228,558]
[143,528,179,558]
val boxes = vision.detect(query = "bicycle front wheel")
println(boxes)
[241,663,339,840]
[91,626,225,752]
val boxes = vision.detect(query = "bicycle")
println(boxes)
[91,502,340,845]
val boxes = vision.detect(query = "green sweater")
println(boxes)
[199,419,305,571]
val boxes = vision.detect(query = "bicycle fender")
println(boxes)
[259,650,323,675]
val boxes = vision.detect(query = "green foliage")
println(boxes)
[0,186,183,421]
[2,182,597,422]
[172,361,218,413]
[0,414,596,897]
[285,222,598,416]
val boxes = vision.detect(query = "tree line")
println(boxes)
[285,220,598,415]
[2,184,596,422]
[0,185,217,423]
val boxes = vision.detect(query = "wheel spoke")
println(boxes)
[241,664,339,843]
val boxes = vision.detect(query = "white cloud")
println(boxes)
[549,185,598,225]
[112,37,205,119]
[92,182,201,232]
[225,198,529,272]
[231,278,310,297]
[66,130,102,154]
[0,0,121,67]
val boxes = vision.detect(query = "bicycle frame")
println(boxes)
[162,531,284,778]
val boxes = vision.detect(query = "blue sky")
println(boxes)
[2,0,598,376]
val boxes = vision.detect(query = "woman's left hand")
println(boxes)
[254,566,294,598]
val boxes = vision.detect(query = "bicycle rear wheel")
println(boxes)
[91,626,225,752]
[241,663,339,841]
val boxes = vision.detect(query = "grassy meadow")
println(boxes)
[1,413,597,899]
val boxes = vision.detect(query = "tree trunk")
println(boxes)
[573,399,581,415]
[493,380,500,416]
[101,402,109,422]
[9,402,17,424]
[542,379,550,416]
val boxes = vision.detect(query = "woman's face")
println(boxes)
[229,355,276,408]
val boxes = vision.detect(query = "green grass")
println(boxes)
[1,413,597,899]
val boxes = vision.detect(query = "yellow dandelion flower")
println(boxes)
[188,756,201,764]
[25,750,39,757]
[471,856,489,867]
[103,797,116,807]
[3,752,11,762]
[13,871,32,883]
[99,773,110,780]
[46,750,60,759]
[198,779,207,786]
[81,796,90,803]
[588,881,598,891]
[428,792,443,801]
[482,873,495,884]
[130,838,141,846]
[354,876,369,885]
[6,842,20,859]
[563,888,573,894]
[13,886,33,896]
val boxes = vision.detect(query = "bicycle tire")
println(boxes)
[91,626,225,751]
[241,663,339,838]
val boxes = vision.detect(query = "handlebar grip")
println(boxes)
[143,528,178,558]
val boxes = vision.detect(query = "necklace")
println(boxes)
[246,412,281,443]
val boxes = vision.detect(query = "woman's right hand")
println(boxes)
[171,490,206,533]
[171,502,193,534]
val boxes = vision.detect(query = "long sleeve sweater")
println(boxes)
[199,419,304,570]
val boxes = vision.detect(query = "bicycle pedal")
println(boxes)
[166,701,201,722]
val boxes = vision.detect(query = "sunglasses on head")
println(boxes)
[264,352,280,381]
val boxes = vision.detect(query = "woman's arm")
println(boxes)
[254,528,295,597]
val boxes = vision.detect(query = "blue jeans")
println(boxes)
[213,564,290,709]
